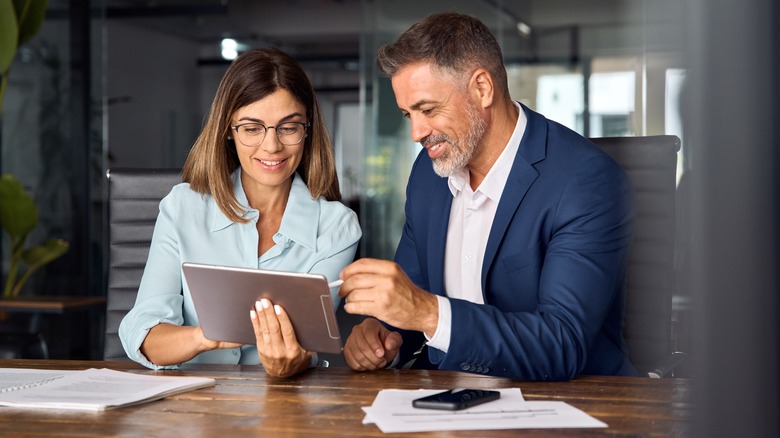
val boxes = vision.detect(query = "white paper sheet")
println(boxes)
[361,388,607,433]
[0,368,215,411]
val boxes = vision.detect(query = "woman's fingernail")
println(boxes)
[274,304,281,315]
[250,309,256,318]
[261,299,270,309]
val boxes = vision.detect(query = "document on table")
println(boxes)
[362,388,607,433]
[0,368,215,411]
[0,368,77,393]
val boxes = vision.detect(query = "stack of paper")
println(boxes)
[0,368,215,411]
[361,388,607,433]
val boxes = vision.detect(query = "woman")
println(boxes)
[119,48,361,377]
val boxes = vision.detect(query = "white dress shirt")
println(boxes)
[425,103,527,353]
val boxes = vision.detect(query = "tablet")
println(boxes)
[182,262,342,354]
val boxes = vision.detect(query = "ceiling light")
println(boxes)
[221,38,239,60]
[516,21,532,37]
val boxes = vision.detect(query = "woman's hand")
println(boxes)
[197,327,243,352]
[251,298,312,378]
[141,324,242,366]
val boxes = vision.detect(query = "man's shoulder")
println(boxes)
[535,118,623,174]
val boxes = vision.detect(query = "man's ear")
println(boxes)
[469,68,494,108]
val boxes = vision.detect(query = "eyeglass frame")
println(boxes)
[229,121,311,147]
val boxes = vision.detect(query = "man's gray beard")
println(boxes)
[432,104,487,177]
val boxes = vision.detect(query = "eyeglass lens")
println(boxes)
[234,122,306,146]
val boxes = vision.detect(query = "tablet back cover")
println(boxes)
[183,263,342,354]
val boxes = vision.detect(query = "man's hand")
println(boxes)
[338,258,438,336]
[343,318,402,371]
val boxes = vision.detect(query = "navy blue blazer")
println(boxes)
[392,104,637,381]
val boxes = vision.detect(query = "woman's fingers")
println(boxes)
[272,304,300,348]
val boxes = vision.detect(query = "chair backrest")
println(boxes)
[589,135,681,374]
[104,168,182,360]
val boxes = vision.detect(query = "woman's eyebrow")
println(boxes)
[236,112,306,124]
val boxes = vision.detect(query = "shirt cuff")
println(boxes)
[386,353,401,369]
[424,295,451,353]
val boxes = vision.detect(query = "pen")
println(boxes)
[328,279,344,288]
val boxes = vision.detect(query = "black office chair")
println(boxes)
[589,135,687,377]
[104,168,182,360]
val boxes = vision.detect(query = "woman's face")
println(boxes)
[231,88,307,196]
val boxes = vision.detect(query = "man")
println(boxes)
[338,12,636,380]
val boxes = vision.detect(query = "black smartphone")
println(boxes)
[411,388,501,411]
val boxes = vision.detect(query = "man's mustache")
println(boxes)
[421,135,451,148]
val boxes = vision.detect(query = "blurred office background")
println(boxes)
[0,1,777,436]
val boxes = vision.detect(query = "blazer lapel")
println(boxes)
[482,105,548,289]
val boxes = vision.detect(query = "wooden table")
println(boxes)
[0,359,691,437]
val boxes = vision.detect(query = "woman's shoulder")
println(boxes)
[160,182,213,211]
[315,196,357,222]
[315,197,361,239]
[290,176,356,224]
[317,196,355,214]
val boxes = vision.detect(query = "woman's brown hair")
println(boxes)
[182,48,341,223]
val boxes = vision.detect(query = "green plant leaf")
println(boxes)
[8,238,68,298]
[0,0,19,74]
[15,0,48,47]
[0,173,38,239]
[22,238,69,270]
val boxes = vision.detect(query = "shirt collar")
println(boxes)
[210,170,320,252]
[447,101,527,202]
[277,174,319,252]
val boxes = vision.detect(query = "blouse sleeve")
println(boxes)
[308,205,362,309]
[118,190,186,370]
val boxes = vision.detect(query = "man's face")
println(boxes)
[391,62,487,177]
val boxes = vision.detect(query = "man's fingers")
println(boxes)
[340,258,386,277]
[339,259,404,295]
[343,320,389,370]
[362,319,391,358]
[343,346,369,371]
[381,330,402,354]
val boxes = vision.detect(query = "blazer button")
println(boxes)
[475,365,483,373]
[460,363,470,371]
[483,367,490,374]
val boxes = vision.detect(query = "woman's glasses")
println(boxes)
[230,122,309,147]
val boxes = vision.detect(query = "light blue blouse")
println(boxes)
[118,169,362,369]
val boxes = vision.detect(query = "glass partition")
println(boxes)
[1,1,106,298]
[358,0,687,260]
